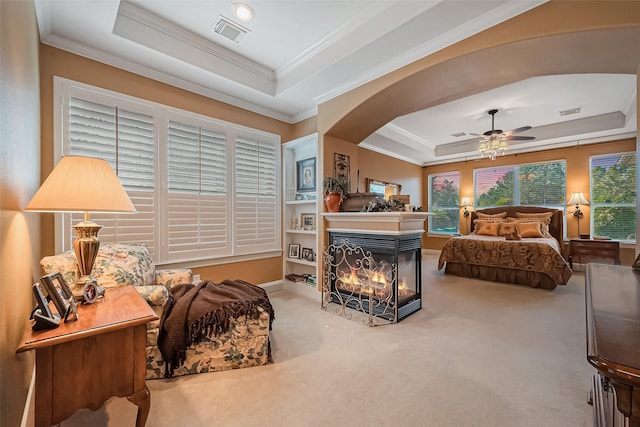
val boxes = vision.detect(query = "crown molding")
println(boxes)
[40,34,295,123]
[114,1,276,95]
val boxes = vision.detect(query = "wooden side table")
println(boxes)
[16,286,158,427]
[568,239,621,269]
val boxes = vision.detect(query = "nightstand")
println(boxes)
[568,239,621,269]
[16,286,157,427]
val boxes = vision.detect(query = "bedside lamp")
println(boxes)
[26,156,136,297]
[567,192,589,238]
[460,197,472,234]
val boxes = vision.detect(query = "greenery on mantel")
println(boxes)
[322,176,350,200]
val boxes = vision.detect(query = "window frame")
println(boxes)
[54,77,281,267]
[589,152,636,243]
[427,171,461,235]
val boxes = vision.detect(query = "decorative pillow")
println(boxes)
[476,221,500,236]
[91,243,155,288]
[516,222,544,238]
[514,211,553,220]
[477,212,507,219]
[508,217,552,237]
[498,222,517,236]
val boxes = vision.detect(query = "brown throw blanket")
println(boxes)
[158,279,275,378]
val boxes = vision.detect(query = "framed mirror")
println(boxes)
[366,178,402,200]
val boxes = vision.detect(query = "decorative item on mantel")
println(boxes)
[322,176,350,212]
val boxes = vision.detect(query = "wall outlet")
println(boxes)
[193,274,201,284]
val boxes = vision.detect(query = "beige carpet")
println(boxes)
[63,253,593,426]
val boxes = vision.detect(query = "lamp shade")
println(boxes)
[567,192,589,206]
[25,156,136,213]
[460,197,472,207]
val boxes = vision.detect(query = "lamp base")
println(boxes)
[72,221,102,300]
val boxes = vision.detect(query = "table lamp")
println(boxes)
[567,192,589,238]
[26,156,136,297]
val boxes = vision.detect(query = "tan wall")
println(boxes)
[357,149,422,206]
[38,45,305,284]
[0,1,42,425]
[423,139,637,265]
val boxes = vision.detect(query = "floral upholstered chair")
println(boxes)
[41,243,272,379]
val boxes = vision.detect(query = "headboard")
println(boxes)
[470,206,564,243]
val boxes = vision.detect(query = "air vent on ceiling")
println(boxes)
[451,132,466,138]
[212,16,250,43]
[559,107,582,116]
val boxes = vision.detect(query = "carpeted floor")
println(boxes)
[63,253,593,426]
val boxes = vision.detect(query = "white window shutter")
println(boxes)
[67,97,156,256]
[234,136,279,253]
[166,121,229,261]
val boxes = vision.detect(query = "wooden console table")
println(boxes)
[569,239,620,269]
[16,286,158,427]
[586,263,640,426]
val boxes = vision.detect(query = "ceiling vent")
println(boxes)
[212,16,250,43]
[559,107,582,117]
[451,131,466,138]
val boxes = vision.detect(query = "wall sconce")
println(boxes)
[460,197,473,234]
[567,192,589,238]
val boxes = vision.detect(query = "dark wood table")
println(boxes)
[586,263,640,426]
[569,239,620,269]
[16,286,158,427]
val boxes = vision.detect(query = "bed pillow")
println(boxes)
[514,211,553,220]
[476,221,500,236]
[508,217,552,237]
[498,222,518,236]
[516,222,544,238]
[477,212,507,219]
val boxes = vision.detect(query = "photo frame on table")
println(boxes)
[40,272,78,322]
[288,244,301,259]
[301,247,315,262]
[296,157,316,192]
[301,213,316,230]
[633,253,640,273]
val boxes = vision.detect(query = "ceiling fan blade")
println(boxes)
[504,125,532,135]
[505,135,535,141]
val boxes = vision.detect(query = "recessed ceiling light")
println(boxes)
[233,3,254,22]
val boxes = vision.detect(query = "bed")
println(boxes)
[437,206,572,290]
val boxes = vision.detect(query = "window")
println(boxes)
[590,153,636,242]
[57,78,280,264]
[428,172,460,234]
[474,161,566,209]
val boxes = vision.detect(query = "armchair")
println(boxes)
[41,243,272,379]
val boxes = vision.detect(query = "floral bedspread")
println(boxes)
[437,235,572,286]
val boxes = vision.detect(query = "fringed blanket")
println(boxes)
[158,279,275,377]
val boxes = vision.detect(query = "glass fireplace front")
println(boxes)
[323,232,422,325]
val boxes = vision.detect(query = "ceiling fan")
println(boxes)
[472,109,535,159]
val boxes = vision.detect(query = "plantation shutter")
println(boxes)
[67,97,156,256]
[166,121,229,261]
[234,136,279,253]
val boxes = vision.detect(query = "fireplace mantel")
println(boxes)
[322,212,433,235]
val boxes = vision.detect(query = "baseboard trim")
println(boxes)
[259,280,283,294]
[20,364,35,427]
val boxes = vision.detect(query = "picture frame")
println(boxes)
[288,243,301,259]
[301,213,316,230]
[301,247,314,262]
[296,157,316,192]
[40,272,78,322]
[334,153,350,189]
